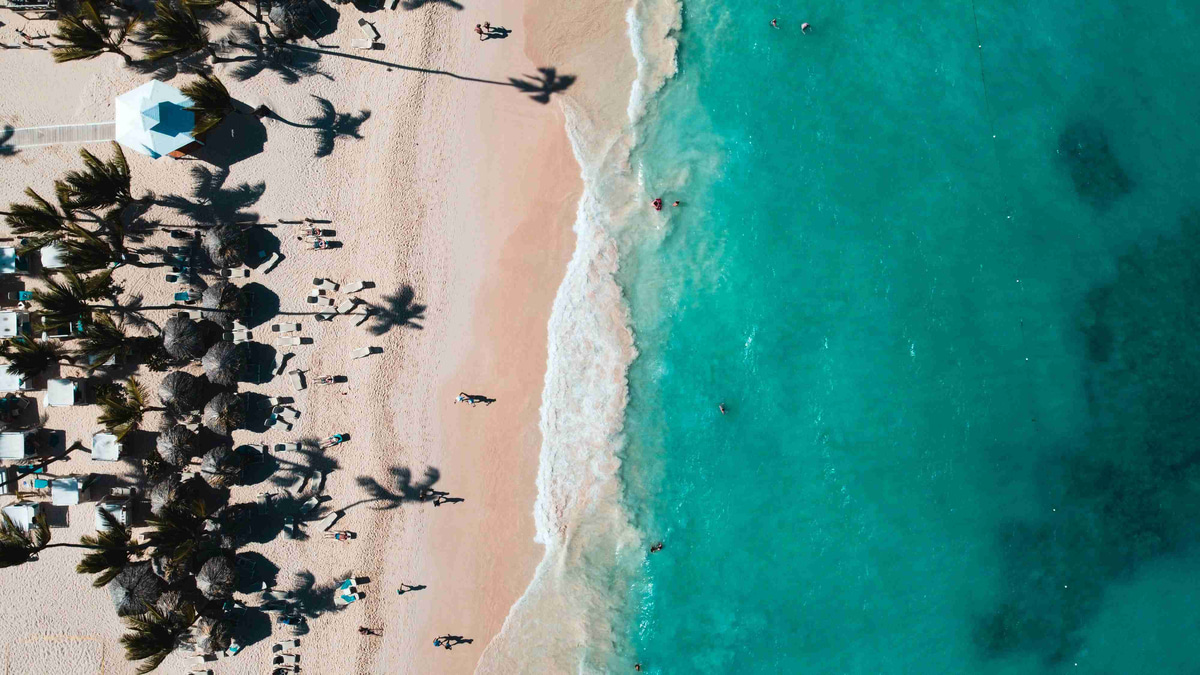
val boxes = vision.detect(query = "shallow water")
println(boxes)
[616,0,1200,672]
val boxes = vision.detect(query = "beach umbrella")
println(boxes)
[200,280,246,328]
[114,80,195,159]
[268,0,311,40]
[199,444,243,487]
[202,224,247,269]
[158,370,205,413]
[196,554,237,600]
[212,502,255,549]
[194,616,234,654]
[149,474,184,516]
[150,554,191,585]
[156,424,196,468]
[154,589,191,617]
[202,392,244,435]
[110,562,165,617]
[162,316,205,361]
[201,341,245,387]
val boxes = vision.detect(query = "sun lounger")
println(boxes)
[272,639,300,652]
[275,353,293,375]
[271,322,301,333]
[288,474,306,495]
[266,416,292,432]
[221,267,250,278]
[351,346,376,359]
[190,670,213,675]
[174,291,196,302]
[350,37,375,49]
[276,336,302,347]
[357,17,380,40]
[299,496,320,514]
[313,278,339,292]
[355,307,375,327]
[273,406,300,422]
[259,251,281,273]
[310,470,323,493]
[192,654,217,664]
[336,299,358,314]
[317,510,340,531]
[289,369,306,391]
[314,297,335,307]
[344,280,368,294]
[315,312,336,321]
[263,589,293,602]
[273,654,300,665]
[283,515,298,539]
[274,442,299,452]
[335,591,365,606]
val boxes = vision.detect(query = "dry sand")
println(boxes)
[0,0,625,668]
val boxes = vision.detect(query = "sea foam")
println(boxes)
[475,0,682,671]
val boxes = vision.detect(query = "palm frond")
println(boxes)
[142,0,211,62]
[180,74,233,137]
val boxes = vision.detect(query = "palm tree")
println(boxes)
[120,603,197,674]
[141,0,216,62]
[77,312,134,370]
[99,377,161,440]
[32,269,114,331]
[0,513,95,569]
[56,143,138,212]
[180,74,234,137]
[52,1,137,65]
[76,509,144,587]
[5,188,73,253]
[0,337,69,380]
[144,500,209,566]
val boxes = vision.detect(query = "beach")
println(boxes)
[0,0,611,670]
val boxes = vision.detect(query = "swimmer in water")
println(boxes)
[801,22,811,33]
[770,18,778,28]
[719,403,727,414]
[672,200,680,207]
[652,198,663,211]
[650,542,663,553]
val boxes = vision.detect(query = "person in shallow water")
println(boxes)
[652,198,663,211]
[801,22,811,32]
[770,18,778,28]
[719,403,727,414]
[650,542,663,553]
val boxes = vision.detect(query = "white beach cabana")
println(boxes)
[1,501,40,531]
[51,474,94,506]
[92,432,122,461]
[39,242,66,270]
[46,378,77,407]
[0,247,17,275]
[0,430,31,459]
[115,80,196,159]
[0,310,27,338]
[0,365,25,392]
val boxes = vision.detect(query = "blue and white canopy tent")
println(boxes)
[114,80,197,158]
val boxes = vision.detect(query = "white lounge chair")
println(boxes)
[276,337,302,347]
[275,353,293,375]
[271,322,301,333]
[267,417,292,432]
[345,280,367,294]
[192,654,217,664]
[334,591,365,606]
[317,510,340,531]
[352,346,375,359]
[273,654,300,665]
[336,299,358,314]
[350,38,375,49]
[313,278,339,292]
[315,312,336,321]
[283,515,297,538]
[176,309,202,319]
[288,474,306,495]
[221,267,250,278]
[316,297,335,307]
[357,17,380,39]
[274,442,299,452]
[299,496,320,514]
[260,251,281,274]
[355,307,375,326]
[263,589,293,602]
[274,406,300,422]
[289,369,306,391]
[272,639,300,652]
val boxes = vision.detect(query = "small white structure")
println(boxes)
[92,432,122,462]
[45,378,77,407]
[51,474,95,506]
[1,501,40,531]
[0,247,17,275]
[0,466,15,495]
[0,311,27,338]
[115,80,196,159]
[39,242,66,270]
[95,496,130,531]
[0,365,26,392]
[0,430,32,459]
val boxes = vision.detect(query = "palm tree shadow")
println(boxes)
[305,96,371,158]
[0,125,17,157]
[158,165,265,224]
[363,284,425,335]
[400,0,463,9]
[224,25,331,85]
[339,465,439,513]
[508,67,576,104]
[287,569,348,618]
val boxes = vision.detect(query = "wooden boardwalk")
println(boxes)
[3,122,116,149]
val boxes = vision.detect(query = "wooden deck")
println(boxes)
[3,122,116,148]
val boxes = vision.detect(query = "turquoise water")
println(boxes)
[617,0,1200,672]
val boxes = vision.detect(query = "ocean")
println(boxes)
[479,0,1200,672]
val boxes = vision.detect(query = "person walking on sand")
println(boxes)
[475,24,487,40]
[483,21,491,32]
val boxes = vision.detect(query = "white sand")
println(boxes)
[0,0,625,669]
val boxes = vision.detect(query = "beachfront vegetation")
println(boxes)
[98,378,159,440]
[0,337,69,379]
[181,75,235,137]
[120,604,197,674]
[76,510,144,587]
[52,2,137,65]
[55,144,139,213]
[140,0,216,63]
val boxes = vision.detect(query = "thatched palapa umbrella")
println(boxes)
[149,473,201,516]
[151,555,191,585]
[202,341,245,387]
[163,316,206,361]
[200,444,243,487]
[202,392,245,435]
[154,589,191,617]
[201,281,247,328]
[268,0,313,40]
[110,562,165,617]
[194,616,234,654]
[158,370,205,413]
[196,555,237,600]
[202,224,247,269]
[156,424,197,468]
